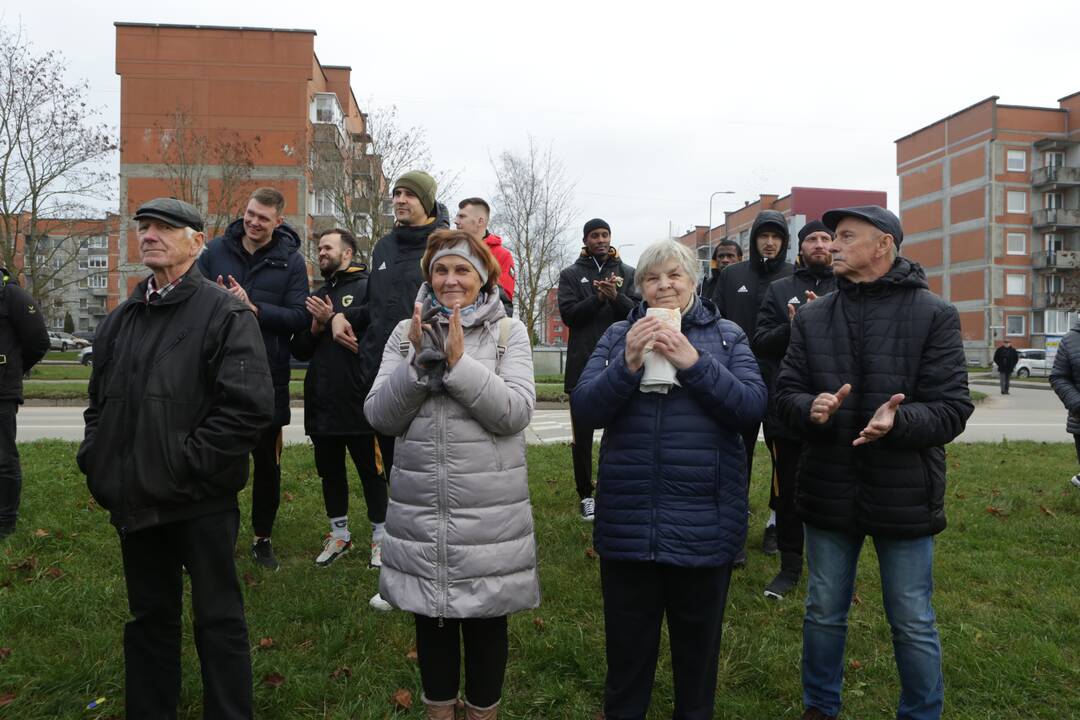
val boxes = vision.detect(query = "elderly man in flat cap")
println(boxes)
[78,197,274,719]
[775,206,972,720]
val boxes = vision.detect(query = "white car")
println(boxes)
[79,346,93,366]
[1014,349,1050,378]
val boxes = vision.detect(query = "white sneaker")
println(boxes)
[369,592,392,612]
[370,539,382,568]
[315,536,351,567]
[580,497,595,522]
[1071,474,1080,491]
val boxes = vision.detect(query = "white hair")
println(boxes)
[634,239,701,291]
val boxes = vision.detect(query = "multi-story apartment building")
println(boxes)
[896,92,1080,364]
[675,186,887,267]
[114,21,383,298]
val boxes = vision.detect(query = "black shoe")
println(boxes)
[761,525,778,555]
[732,547,747,569]
[251,538,280,571]
[764,552,802,600]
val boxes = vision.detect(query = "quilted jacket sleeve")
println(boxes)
[677,325,766,433]
[569,322,640,429]
[363,320,429,437]
[752,282,791,362]
[1050,333,1080,413]
[443,320,535,436]
[774,312,828,437]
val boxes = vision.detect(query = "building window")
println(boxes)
[1045,192,1063,210]
[1006,150,1026,172]
[1006,232,1026,255]
[88,236,107,249]
[1006,314,1025,336]
[88,256,108,269]
[1006,191,1027,214]
[52,317,64,329]
[88,275,107,289]
[1045,151,1065,168]
[1045,233,1062,253]
[1045,275,1064,294]
[1006,274,1026,295]
[1046,310,1074,335]
[78,258,88,270]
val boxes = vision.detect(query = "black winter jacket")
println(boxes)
[709,210,793,339]
[774,258,973,539]
[1049,318,1080,434]
[0,269,49,403]
[291,262,373,435]
[992,345,1019,374]
[557,248,638,392]
[196,219,309,426]
[77,267,275,534]
[341,218,447,397]
[752,260,836,440]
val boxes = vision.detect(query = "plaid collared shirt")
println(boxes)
[146,275,183,304]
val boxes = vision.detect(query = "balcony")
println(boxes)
[1032,290,1080,310]
[313,123,346,151]
[1032,166,1080,189]
[1032,250,1080,270]
[1032,208,1080,231]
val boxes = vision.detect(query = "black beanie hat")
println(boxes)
[798,220,832,243]
[583,218,611,239]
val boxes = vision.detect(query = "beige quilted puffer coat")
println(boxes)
[364,286,539,619]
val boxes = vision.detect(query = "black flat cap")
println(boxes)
[133,197,204,232]
[822,205,903,247]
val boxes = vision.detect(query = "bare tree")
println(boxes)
[0,26,116,310]
[153,108,261,239]
[490,137,576,344]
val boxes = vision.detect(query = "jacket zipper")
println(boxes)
[649,395,663,560]
[437,396,448,626]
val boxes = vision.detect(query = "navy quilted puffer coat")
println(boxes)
[570,298,766,567]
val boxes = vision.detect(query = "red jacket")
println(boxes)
[485,233,515,300]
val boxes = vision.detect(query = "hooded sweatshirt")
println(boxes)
[708,209,794,339]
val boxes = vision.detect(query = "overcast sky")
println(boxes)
[7,0,1080,265]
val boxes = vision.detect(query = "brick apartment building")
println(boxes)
[113,21,382,300]
[896,92,1080,364]
[675,186,888,267]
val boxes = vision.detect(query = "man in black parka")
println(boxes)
[557,218,637,521]
[291,228,386,569]
[775,206,972,720]
[752,219,836,599]
[992,339,1019,394]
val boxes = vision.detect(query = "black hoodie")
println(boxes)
[708,209,794,339]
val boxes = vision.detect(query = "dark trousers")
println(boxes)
[999,371,1011,394]
[250,425,283,538]
[413,614,508,708]
[600,559,733,720]
[770,437,804,556]
[570,406,595,500]
[119,509,252,720]
[377,433,395,479]
[0,402,20,525]
[311,434,387,523]
[740,422,760,495]
[1072,435,1080,465]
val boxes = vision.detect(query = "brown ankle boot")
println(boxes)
[464,699,499,719]
[423,694,458,720]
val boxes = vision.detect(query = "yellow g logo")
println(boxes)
[342,295,353,307]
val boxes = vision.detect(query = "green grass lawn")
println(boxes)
[0,441,1077,718]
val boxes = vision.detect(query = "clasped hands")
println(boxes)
[810,383,905,446]
[408,302,464,368]
[624,315,698,373]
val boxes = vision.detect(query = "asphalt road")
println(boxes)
[14,384,1072,445]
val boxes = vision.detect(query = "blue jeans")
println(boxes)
[802,525,944,720]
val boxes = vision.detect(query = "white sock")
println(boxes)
[371,522,385,542]
[766,510,777,528]
[330,516,350,542]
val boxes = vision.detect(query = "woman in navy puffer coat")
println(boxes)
[571,239,766,720]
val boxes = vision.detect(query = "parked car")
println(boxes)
[47,332,67,351]
[79,346,93,366]
[1014,348,1050,378]
[73,330,96,345]
[55,331,90,349]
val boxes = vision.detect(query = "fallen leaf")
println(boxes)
[45,567,63,579]
[954,492,967,500]
[850,659,862,670]
[330,666,352,680]
[262,672,285,688]
[283,491,296,503]
[33,528,49,538]
[1039,505,1057,518]
[0,692,14,706]
[584,547,597,560]
[405,646,418,662]
[258,637,274,650]
[0,648,11,661]
[9,556,37,572]
[985,506,1008,519]
[54,530,65,539]
[851,591,863,606]
[296,639,314,651]
[391,688,412,710]
[242,571,258,588]
[533,617,545,631]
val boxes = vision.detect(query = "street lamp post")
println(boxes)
[707,190,736,280]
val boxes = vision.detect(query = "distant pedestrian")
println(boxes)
[992,339,1019,394]
[699,239,742,299]
[557,218,638,521]
[775,205,972,720]
[1048,321,1080,491]
[79,197,274,719]
[0,266,49,541]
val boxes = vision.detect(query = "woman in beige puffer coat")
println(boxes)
[364,229,538,720]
